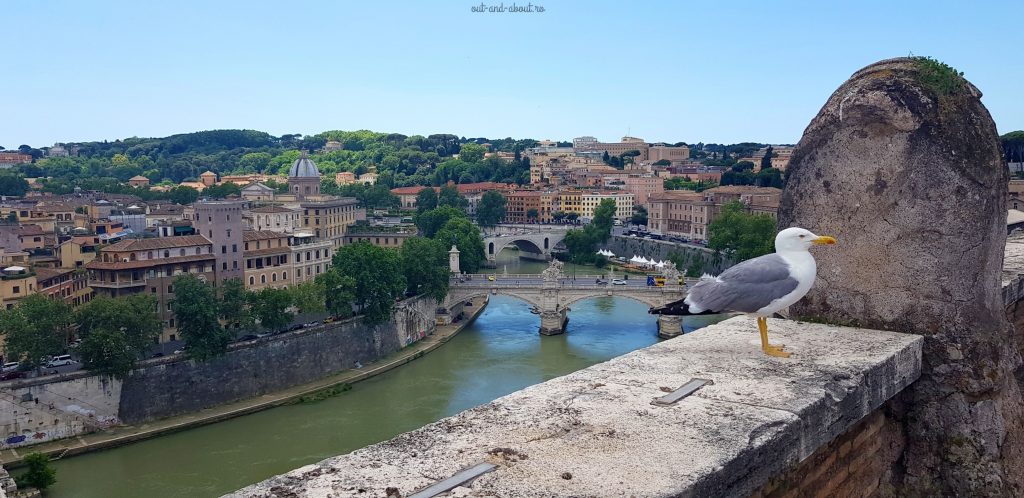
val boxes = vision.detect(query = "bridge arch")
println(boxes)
[483,231,569,261]
[559,292,667,310]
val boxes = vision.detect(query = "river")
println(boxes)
[42,250,726,498]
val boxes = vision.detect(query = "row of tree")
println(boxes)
[561,198,618,265]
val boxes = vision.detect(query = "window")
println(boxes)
[233,260,238,269]
[249,276,255,285]
[272,273,277,282]
[222,262,227,270]
[151,287,156,293]
[164,250,170,258]
[180,248,186,256]
[260,275,266,284]
[169,319,175,328]
[221,246,227,254]
[247,259,253,269]
[12,286,19,294]
[148,251,153,259]
[227,229,232,237]
[168,285,173,293]
[232,244,237,253]
[282,271,288,280]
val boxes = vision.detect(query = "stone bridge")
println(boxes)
[446,260,689,337]
[482,227,569,264]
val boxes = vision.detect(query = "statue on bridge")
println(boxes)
[541,259,564,283]
[661,260,681,285]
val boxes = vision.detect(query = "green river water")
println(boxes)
[41,251,726,498]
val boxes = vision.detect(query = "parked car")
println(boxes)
[487,275,495,281]
[0,370,26,381]
[611,278,627,286]
[150,352,165,359]
[45,355,75,368]
[595,279,609,285]
[2,361,19,373]
[302,321,320,329]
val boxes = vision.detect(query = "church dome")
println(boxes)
[289,152,320,178]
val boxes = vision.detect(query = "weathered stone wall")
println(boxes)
[118,296,436,424]
[0,296,437,442]
[0,374,120,449]
[754,409,904,498]
[601,236,729,273]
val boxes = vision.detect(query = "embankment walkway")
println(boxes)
[0,296,489,468]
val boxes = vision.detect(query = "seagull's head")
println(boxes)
[776,227,837,253]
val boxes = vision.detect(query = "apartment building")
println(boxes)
[290,232,332,284]
[192,200,245,283]
[248,205,301,233]
[646,186,782,240]
[86,235,217,342]
[581,191,634,221]
[243,230,292,290]
[300,196,360,250]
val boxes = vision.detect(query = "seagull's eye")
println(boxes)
[799,235,805,238]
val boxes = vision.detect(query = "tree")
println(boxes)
[171,274,232,360]
[552,211,567,223]
[591,198,617,241]
[0,175,29,196]
[239,152,273,172]
[458,142,486,162]
[203,182,241,199]
[434,217,486,273]
[438,185,468,209]
[602,151,610,164]
[631,205,648,226]
[219,279,251,331]
[476,190,507,227]
[401,237,450,301]
[416,187,438,213]
[331,242,405,323]
[653,159,672,166]
[316,270,356,318]
[15,452,56,491]
[289,281,326,314]
[732,161,756,172]
[111,153,130,167]
[248,288,293,332]
[168,186,200,205]
[620,150,642,166]
[526,208,539,222]
[415,206,467,238]
[75,295,161,378]
[760,146,774,171]
[707,201,776,261]
[0,294,72,371]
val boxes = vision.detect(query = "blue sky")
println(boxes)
[4,0,1022,147]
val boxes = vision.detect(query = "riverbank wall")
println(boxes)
[601,236,731,274]
[0,296,437,449]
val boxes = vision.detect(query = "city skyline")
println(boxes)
[5,0,1023,147]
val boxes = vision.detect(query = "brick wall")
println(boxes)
[753,409,904,498]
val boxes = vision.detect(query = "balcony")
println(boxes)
[88,278,146,289]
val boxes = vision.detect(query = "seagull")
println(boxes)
[649,227,836,358]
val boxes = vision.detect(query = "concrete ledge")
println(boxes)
[227,316,922,498]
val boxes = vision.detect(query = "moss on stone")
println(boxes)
[912,56,965,97]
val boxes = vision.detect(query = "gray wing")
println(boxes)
[686,253,799,313]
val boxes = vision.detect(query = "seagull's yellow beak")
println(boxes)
[812,235,837,245]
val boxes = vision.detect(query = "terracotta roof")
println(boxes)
[243,230,287,242]
[86,253,214,271]
[390,186,433,195]
[244,246,290,257]
[200,171,217,177]
[35,267,74,282]
[17,225,45,236]
[704,186,782,195]
[32,204,77,213]
[129,175,149,181]
[242,183,274,192]
[249,206,296,214]
[101,235,212,252]
[147,204,184,216]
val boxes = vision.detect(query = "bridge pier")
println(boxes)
[657,315,683,339]
[539,309,567,335]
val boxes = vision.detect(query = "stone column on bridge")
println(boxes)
[538,260,568,335]
[657,262,685,338]
[656,315,683,339]
[448,245,460,273]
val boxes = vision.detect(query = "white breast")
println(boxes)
[756,251,817,315]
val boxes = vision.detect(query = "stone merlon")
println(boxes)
[228,316,921,498]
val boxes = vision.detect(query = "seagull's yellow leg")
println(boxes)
[758,317,791,358]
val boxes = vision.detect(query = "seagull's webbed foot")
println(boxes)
[757,317,792,359]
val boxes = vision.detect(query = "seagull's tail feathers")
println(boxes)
[648,297,719,316]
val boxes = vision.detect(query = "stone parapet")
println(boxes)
[229,316,922,498]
